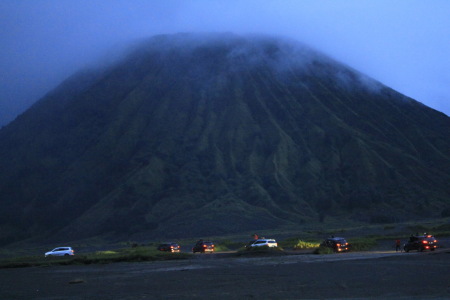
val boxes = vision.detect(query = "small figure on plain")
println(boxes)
[395,239,401,252]
[252,233,259,240]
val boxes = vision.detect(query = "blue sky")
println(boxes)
[1,0,449,126]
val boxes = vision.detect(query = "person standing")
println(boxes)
[395,239,401,252]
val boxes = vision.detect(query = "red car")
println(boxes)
[404,235,438,252]
[192,241,214,253]
[157,243,181,252]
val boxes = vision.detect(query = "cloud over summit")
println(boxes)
[1,0,449,126]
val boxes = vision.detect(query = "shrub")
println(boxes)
[279,237,320,249]
[293,240,320,250]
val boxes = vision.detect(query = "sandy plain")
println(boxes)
[1,249,449,299]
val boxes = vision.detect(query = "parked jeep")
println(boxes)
[404,235,438,252]
[192,240,214,253]
[320,237,350,252]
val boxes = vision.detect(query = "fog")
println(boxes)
[1,0,449,126]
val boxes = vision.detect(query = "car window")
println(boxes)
[268,241,275,243]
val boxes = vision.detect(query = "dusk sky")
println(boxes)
[1,0,449,126]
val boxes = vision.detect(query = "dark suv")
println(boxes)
[157,242,180,253]
[404,235,438,252]
[192,241,214,253]
[321,237,350,252]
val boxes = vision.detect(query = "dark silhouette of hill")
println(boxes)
[0,33,449,245]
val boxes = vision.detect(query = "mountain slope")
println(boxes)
[0,33,449,244]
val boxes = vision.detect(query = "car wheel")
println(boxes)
[431,248,435,251]
[64,254,69,256]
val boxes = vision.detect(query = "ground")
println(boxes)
[1,249,449,299]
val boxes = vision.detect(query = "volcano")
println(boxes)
[0,33,449,245]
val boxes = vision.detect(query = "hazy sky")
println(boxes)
[1,0,449,126]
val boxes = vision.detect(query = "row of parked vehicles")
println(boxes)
[319,234,440,253]
[157,240,215,253]
[157,238,352,254]
[318,234,440,253]
[157,238,279,254]
[44,234,439,257]
[156,241,216,253]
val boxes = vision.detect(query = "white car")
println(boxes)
[45,247,74,257]
[246,239,278,249]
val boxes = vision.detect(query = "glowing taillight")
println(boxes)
[422,240,428,244]
[336,243,341,247]
[203,245,207,248]
[170,246,174,248]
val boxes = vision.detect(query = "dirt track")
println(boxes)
[1,249,450,299]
